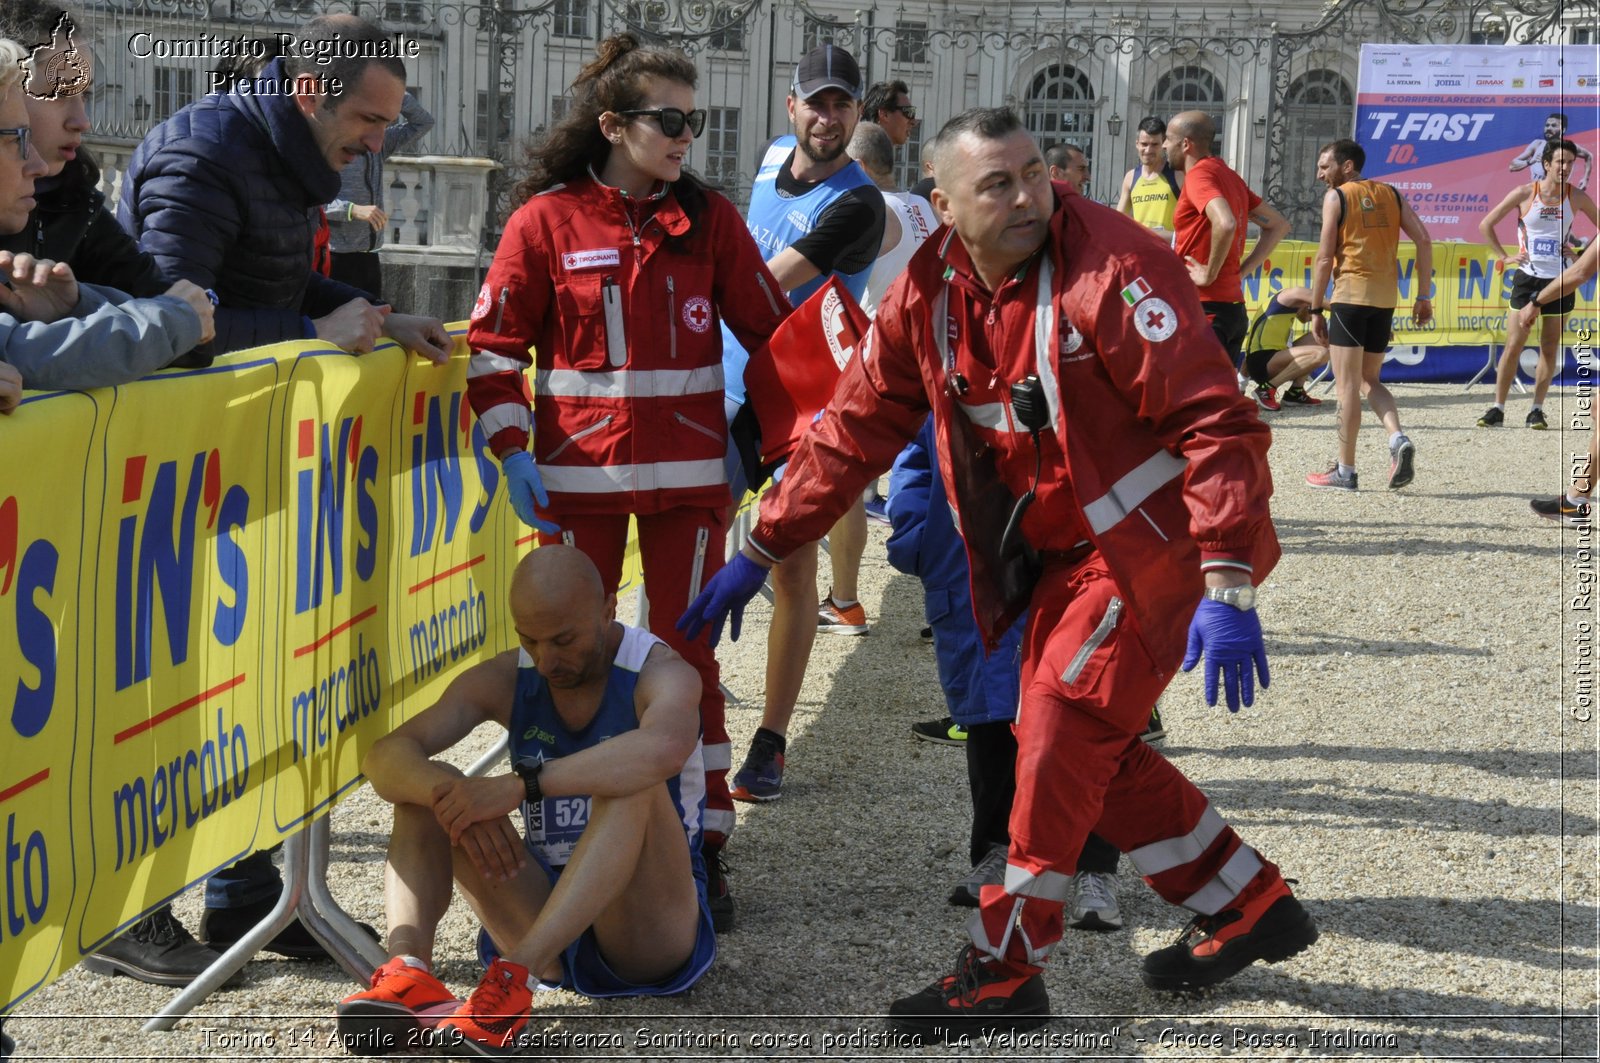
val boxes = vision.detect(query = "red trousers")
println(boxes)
[539,507,734,846]
[970,554,1275,973]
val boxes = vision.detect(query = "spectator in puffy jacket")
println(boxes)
[325,89,433,298]
[0,34,213,392]
[886,419,1125,929]
[118,14,449,361]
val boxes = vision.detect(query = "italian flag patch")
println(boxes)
[1120,277,1153,306]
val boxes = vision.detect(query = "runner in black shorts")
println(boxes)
[1326,304,1394,354]
[1304,139,1433,493]
[1509,270,1576,316]
[1202,301,1249,367]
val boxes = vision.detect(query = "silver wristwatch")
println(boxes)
[1204,584,1257,611]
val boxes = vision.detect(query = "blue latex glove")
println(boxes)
[502,451,559,534]
[677,553,769,648]
[1180,597,1270,712]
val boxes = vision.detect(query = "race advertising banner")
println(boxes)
[269,349,408,838]
[81,356,282,957]
[0,391,104,1010]
[1358,44,1599,242]
[0,334,549,1012]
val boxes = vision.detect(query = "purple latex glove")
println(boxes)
[677,553,769,648]
[1181,597,1270,712]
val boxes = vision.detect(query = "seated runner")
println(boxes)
[337,545,714,1058]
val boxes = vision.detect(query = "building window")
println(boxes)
[1282,69,1353,237]
[709,4,746,52]
[552,0,590,40]
[1153,64,1224,127]
[894,21,929,65]
[700,106,741,195]
[1469,27,1508,44]
[1571,25,1596,45]
[894,117,925,191]
[153,66,195,120]
[476,90,514,152]
[1023,64,1095,166]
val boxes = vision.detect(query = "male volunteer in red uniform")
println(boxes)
[681,108,1317,1035]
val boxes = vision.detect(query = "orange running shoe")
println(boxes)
[817,594,869,635]
[336,956,456,1056]
[435,958,533,1057]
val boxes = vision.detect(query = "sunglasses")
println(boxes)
[885,104,918,120]
[0,127,29,162]
[617,107,707,139]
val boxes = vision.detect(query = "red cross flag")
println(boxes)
[742,276,871,466]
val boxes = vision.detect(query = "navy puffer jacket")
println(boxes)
[118,58,370,355]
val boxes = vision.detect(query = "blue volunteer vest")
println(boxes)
[508,624,707,869]
[723,135,877,405]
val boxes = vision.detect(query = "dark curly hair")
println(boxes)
[515,34,704,212]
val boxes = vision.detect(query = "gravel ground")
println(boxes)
[6,383,1596,1061]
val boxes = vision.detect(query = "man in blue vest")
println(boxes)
[721,44,884,809]
[338,545,715,1057]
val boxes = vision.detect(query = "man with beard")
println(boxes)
[1510,113,1592,190]
[720,43,884,804]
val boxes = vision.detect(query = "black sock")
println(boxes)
[753,726,787,753]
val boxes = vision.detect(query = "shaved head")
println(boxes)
[1169,110,1216,154]
[512,545,606,619]
[511,546,617,689]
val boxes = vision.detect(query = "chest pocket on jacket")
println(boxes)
[554,272,617,370]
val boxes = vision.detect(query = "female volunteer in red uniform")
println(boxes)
[465,35,790,930]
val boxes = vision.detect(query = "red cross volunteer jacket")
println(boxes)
[747,187,1280,668]
[467,173,790,515]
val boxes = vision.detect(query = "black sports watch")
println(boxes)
[513,760,545,805]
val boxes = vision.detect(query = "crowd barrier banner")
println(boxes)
[0,389,104,1010]
[0,331,650,1013]
[1241,239,1599,379]
[1355,44,1599,244]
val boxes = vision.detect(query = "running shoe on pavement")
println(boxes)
[911,716,967,746]
[1305,463,1358,492]
[731,728,786,802]
[338,956,457,1056]
[1388,435,1416,489]
[1066,871,1122,932]
[817,595,870,635]
[1531,495,1592,525]
[948,844,1009,908]
[435,958,533,1057]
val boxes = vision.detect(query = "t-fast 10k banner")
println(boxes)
[1358,44,1600,242]
[0,333,644,1013]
